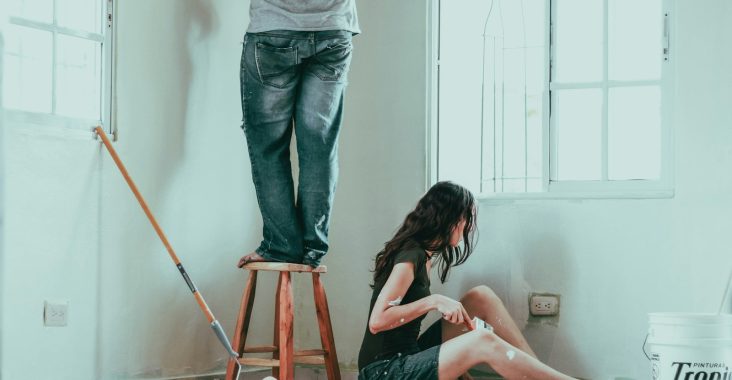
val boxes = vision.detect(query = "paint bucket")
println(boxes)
[646,313,732,380]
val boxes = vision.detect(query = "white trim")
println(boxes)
[601,0,609,181]
[478,189,674,202]
[661,1,676,193]
[550,80,662,89]
[544,0,553,192]
[548,179,671,193]
[8,16,104,42]
[0,23,6,380]
[101,0,115,137]
[426,0,439,190]
[6,110,99,133]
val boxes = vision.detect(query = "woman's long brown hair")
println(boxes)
[372,181,477,286]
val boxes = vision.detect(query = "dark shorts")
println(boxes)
[358,320,443,380]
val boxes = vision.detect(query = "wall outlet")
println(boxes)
[529,293,559,316]
[44,301,68,327]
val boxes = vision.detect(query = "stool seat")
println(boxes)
[241,262,327,273]
[226,262,340,380]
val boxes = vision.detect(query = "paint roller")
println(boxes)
[94,127,239,361]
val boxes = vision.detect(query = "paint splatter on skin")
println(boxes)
[506,350,516,360]
[387,296,403,307]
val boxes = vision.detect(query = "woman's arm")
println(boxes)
[368,262,470,334]
[368,262,432,334]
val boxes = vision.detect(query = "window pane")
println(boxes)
[608,86,661,180]
[554,0,603,83]
[609,0,662,81]
[479,0,546,194]
[503,55,526,181]
[56,35,102,119]
[480,35,503,192]
[438,0,492,192]
[526,92,543,184]
[3,25,53,113]
[58,0,102,34]
[524,0,546,48]
[555,89,602,180]
[8,0,53,23]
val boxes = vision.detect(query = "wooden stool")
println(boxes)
[225,262,340,380]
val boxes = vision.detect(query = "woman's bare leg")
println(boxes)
[442,285,536,357]
[438,329,574,380]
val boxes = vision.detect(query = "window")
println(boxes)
[430,0,673,198]
[3,0,114,131]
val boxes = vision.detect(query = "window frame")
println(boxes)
[4,0,115,137]
[428,0,675,200]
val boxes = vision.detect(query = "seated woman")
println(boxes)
[357,182,575,380]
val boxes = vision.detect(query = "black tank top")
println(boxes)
[357,248,431,369]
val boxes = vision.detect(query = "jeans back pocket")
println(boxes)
[255,42,298,88]
[312,39,353,82]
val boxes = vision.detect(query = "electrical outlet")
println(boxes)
[529,294,559,316]
[44,301,68,327]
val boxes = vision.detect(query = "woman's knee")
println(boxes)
[464,285,502,307]
[472,328,500,354]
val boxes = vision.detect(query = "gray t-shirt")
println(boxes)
[247,0,360,34]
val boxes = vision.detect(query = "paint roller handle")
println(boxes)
[211,320,239,358]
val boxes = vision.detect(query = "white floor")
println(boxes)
[200,367,358,380]
[196,367,502,380]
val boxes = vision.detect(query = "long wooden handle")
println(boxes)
[95,126,213,319]
[94,126,182,266]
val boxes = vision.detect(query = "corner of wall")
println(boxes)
[0,12,6,379]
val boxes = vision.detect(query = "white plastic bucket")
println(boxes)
[647,313,732,380]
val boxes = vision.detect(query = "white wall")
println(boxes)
[99,0,429,375]
[1,0,428,378]
[98,0,259,377]
[0,8,6,380]
[433,1,732,379]
[4,0,730,379]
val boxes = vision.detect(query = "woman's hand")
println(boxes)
[430,294,471,325]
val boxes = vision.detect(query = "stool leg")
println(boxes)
[278,272,295,380]
[272,274,282,378]
[312,273,341,380]
[225,270,258,380]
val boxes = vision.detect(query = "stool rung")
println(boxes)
[242,345,277,353]
[238,355,326,367]
[294,355,326,365]
[295,349,326,357]
[239,357,279,367]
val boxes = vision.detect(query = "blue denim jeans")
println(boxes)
[240,30,353,266]
[358,348,441,380]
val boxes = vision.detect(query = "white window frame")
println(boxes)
[427,0,675,200]
[5,0,115,137]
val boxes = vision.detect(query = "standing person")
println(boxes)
[358,182,576,380]
[238,1,359,268]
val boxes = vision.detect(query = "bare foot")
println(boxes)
[237,252,268,268]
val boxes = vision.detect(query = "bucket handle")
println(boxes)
[642,333,651,360]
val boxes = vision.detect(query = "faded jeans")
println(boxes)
[240,30,353,267]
